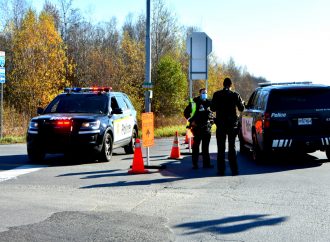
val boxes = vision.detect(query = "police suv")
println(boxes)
[239,82,330,161]
[27,87,138,162]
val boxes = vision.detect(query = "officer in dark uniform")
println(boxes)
[184,88,214,169]
[211,78,245,176]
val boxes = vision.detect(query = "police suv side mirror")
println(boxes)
[112,108,123,115]
[37,107,44,115]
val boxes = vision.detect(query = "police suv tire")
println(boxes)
[98,132,113,162]
[27,147,45,163]
[326,148,330,160]
[124,129,137,154]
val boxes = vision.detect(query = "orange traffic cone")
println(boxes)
[168,131,183,159]
[184,129,193,144]
[128,139,149,174]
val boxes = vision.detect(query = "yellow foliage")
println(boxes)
[6,10,70,116]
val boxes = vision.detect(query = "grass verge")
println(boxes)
[0,136,26,144]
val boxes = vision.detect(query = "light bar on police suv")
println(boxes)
[64,87,112,93]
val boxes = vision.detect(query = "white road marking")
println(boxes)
[0,165,46,183]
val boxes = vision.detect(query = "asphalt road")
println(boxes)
[0,136,329,241]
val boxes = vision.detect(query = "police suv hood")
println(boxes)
[32,113,106,121]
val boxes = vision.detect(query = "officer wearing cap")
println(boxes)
[184,88,214,169]
[211,78,245,176]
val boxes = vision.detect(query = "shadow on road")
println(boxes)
[0,147,132,168]
[0,155,28,165]
[174,214,288,235]
[72,150,328,189]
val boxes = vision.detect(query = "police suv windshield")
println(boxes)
[268,88,330,111]
[44,94,109,114]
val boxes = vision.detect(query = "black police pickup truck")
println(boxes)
[27,87,138,162]
[239,82,330,161]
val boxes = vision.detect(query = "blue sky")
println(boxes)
[31,0,330,85]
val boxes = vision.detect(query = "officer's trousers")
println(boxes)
[192,131,211,168]
[216,127,238,175]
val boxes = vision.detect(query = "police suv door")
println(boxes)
[241,90,260,145]
[111,94,134,143]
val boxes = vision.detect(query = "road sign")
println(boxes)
[142,82,154,88]
[141,112,154,147]
[186,32,212,80]
[0,68,5,83]
[0,51,5,84]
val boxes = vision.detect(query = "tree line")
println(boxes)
[0,0,268,127]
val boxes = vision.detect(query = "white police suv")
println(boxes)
[27,87,138,162]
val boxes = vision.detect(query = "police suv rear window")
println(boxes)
[268,88,330,111]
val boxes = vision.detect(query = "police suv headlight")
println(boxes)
[81,120,100,129]
[28,121,38,129]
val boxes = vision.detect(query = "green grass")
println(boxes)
[0,136,26,144]
[153,125,187,138]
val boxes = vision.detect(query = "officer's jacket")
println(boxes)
[211,88,245,127]
[184,96,213,132]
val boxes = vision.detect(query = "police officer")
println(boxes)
[211,78,245,176]
[184,88,214,169]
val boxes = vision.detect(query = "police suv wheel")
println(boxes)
[98,132,113,162]
[124,129,137,154]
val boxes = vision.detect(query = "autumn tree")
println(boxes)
[153,55,187,116]
[151,0,180,81]
[6,9,70,116]
[42,0,61,31]
[117,31,145,115]
[0,0,29,30]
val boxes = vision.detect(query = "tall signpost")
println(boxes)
[186,32,212,98]
[142,0,154,166]
[186,32,212,151]
[0,51,5,139]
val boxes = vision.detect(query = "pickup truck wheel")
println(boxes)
[124,129,137,154]
[98,132,113,162]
